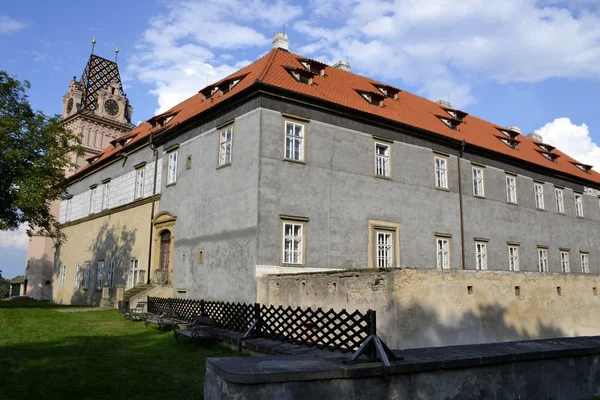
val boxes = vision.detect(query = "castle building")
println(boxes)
[23,44,133,300]
[53,34,600,306]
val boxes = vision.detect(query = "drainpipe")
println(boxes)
[458,139,466,270]
[146,133,159,284]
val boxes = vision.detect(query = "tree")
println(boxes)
[0,70,82,244]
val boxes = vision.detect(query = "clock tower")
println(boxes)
[61,44,134,174]
[22,42,135,300]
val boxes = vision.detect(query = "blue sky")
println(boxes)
[2,0,600,279]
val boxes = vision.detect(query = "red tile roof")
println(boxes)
[71,48,600,186]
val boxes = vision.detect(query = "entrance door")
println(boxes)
[159,230,171,272]
[128,259,139,288]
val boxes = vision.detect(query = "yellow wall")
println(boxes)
[258,268,600,349]
[53,199,158,305]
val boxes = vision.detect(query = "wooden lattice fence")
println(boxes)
[147,296,373,352]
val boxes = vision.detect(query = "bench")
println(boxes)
[144,307,188,331]
[124,301,147,321]
[174,315,216,345]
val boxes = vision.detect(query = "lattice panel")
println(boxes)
[204,301,255,333]
[260,305,369,352]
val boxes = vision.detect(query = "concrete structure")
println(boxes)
[55,34,600,322]
[258,268,600,349]
[205,336,600,400]
[24,44,134,301]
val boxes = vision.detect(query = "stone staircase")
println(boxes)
[123,283,154,299]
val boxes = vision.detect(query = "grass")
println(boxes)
[0,299,239,400]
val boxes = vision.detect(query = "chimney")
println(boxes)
[272,32,289,51]
[435,100,452,108]
[527,132,543,142]
[506,125,522,135]
[333,60,351,72]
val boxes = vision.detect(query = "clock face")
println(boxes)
[104,99,119,117]
[66,98,74,114]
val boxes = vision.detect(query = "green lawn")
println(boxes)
[0,299,239,400]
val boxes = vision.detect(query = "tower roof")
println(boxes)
[80,54,125,114]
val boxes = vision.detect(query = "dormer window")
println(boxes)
[373,83,400,100]
[286,67,314,85]
[438,116,460,131]
[125,138,132,145]
[539,151,559,162]
[298,58,327,77]
[498,137,519,149]
[572,162,593,173]
[357,90,385,107]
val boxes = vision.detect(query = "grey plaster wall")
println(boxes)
[68,143,159,196]
[158,108,261,303]
[256,105,600,273]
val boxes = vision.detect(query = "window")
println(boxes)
[538,248,548,272]
[581,253,590,273]
[533,183,544,210]
[506,175,517,203]
[475,241,488,270]
[96,261,104,290]
[65,198,72,222]
[376,231,393,268]
[508,245,520,271]
[375,142,390,177]
[284,121,305,161]
[167,151,178,184]
[82,263,90,289]
[434,156,448,189]
[560,251,570,273]
[128,258,140,289]
[107,260,115,289]
[74,264,81,289]
[59,265,67,288]
[102,182,110,210]
[472,167,484,197]
[575,193,584,217]
[89,186,97,215]
[135,168,145,199]
[436,237,450,270]
[282,221,304,264]
[218,126,233,167]
[555,188,564,213]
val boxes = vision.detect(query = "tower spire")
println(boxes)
[115,46,119,62]
[91,37,96,55]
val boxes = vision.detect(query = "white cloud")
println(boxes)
[294,0,600,108]
[0,15,26,35]
[127,0,302,115]
[0,225,29,250]
[536,117,600,169]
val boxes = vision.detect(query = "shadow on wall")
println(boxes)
[55,221,137,306]
[24,254,54,300]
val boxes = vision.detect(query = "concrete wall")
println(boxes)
[54,199,158,306]
[257,268,600,349]
[158,106,261,303]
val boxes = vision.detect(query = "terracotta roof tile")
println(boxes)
[71,48,600,186]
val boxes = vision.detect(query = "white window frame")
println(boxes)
[436,237,450,270]
[538,248,548,272]
[135,168,145,199]
[82,263,90,289]
[472,167,484,197]
[376,231,393,268]
[107,260,115,289]
[65,198,72,222]
[96,261,104,290]
[581,253,590,273]
[59,265,67,288]
[508,245,520,271]
[102,182,110,210]
[284,120,305,162]
[375,142,391,178]
[167,151,178,185]
[74,264,81,289]
[555,188,564,213]
[218,126,233,167]
[534,183,544,210]
[560,251,570,273]
[506,175,517,204]
[89,186,97,215]
[575,193,584,217]
[282,221,304,265]
[475,241,488,270]
[128,258,140,289]
[434,156,448,189]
